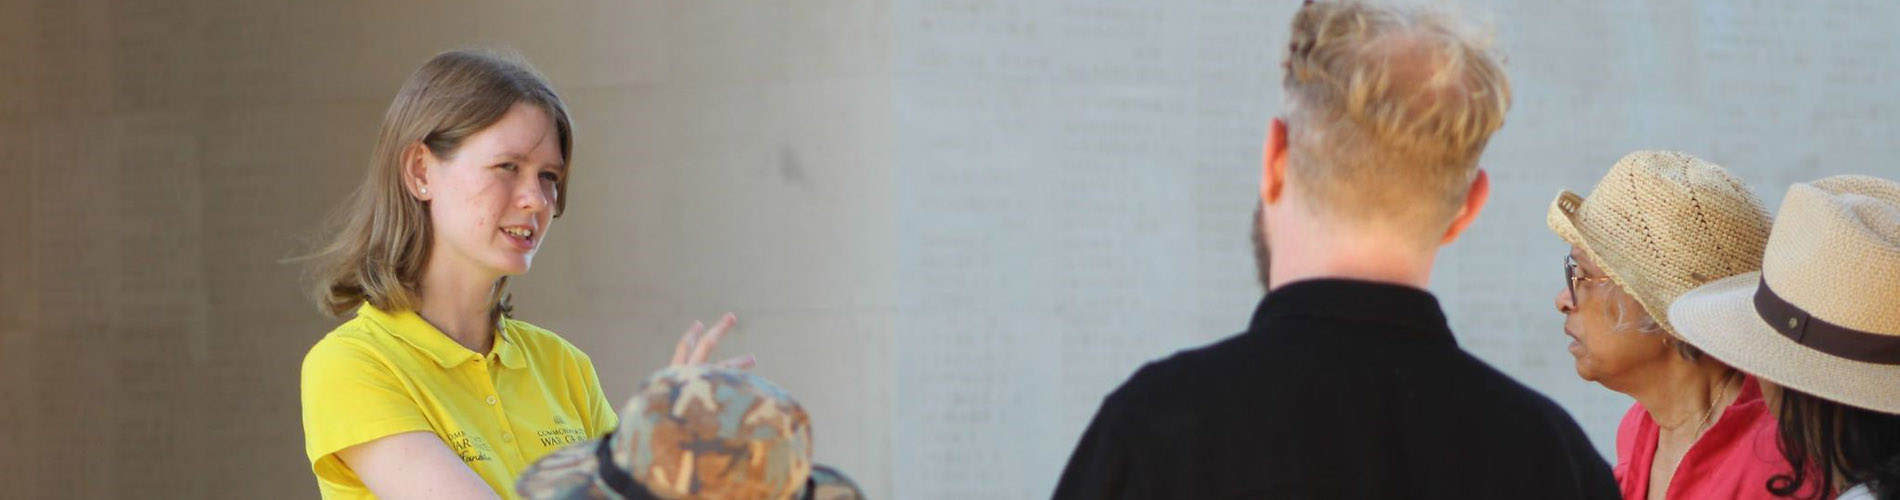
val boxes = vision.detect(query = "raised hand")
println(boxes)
[668,313,757,369]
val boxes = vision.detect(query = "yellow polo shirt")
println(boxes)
[301,303,618,499]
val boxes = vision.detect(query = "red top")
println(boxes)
[1613,376,1793,500]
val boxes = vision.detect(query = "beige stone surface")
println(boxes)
[0,0,891,498]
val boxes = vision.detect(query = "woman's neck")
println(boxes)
[416,264,499,354]
[1625,355,1739,432]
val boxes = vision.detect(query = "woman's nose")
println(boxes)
[517,182,550,212]
[1555,288,1576,314]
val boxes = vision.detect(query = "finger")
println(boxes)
[670,321,705,366]
[687,313,736,365]
[712,354,756,371]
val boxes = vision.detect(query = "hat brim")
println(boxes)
[1546,189,1588,251]
[515,438,626,500]
[806,464,867,500]
[1670,272,1900,415]
[516,438,867,500]
[1547,190,1679,337]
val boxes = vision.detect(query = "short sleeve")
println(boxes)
[573,351,618,437]
[301,338,434,485]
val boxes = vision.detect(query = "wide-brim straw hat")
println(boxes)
[1670,175,1900,415]
[1547,150,1773,338]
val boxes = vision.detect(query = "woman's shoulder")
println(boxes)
[1614,401,1652,461]
[302,314,402,371]
[1615,402,1649,436]
[500,317,593,363]
[307,312,387,352]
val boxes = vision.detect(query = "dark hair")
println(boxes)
[1767,387,1900,499]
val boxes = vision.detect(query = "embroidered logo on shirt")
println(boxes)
[445,431,495,463]
[535,427,587,447]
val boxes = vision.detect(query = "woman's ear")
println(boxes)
[402,142,433,200]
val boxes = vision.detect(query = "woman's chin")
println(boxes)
[488,258,532,277]
[1570,358,1598,383]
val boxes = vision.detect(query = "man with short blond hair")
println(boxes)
[1279,0,1510,241]
[1052,1,1617,498]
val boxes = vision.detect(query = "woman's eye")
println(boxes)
[539,171,561,183]
[499,162,518,171]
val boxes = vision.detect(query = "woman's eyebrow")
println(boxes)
[491,151,566,171]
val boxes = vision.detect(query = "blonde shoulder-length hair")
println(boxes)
[308,49,574,320]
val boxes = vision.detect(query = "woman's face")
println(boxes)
[1554,247,1674,386]
[416,102,565,282]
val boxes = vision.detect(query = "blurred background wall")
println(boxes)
[2,0,1897,499]
[0,0,895,497]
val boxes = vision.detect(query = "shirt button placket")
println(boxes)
[476,356,525,468]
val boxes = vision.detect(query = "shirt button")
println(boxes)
[485,395,498,405]
[501,433,513,443]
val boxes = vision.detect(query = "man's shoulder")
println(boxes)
[1111,328,1587,430]
[1450,351,1582,422]
[1075,328,1616,499]
[1108,331,1255,398]
[1094,328,1320,423]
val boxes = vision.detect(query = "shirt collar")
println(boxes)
[1635,376,1768,431]
[494,322,527,369]
[356,302,526,369]
[1248,278,1454,341]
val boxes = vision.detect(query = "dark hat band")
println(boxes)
[1755,278,1900,365]
[596,434,659,500]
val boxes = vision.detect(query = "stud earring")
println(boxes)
[420,187,428,194]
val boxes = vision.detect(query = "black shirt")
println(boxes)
[1051,279,1619,500]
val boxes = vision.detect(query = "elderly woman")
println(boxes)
[1549,151,1789,500]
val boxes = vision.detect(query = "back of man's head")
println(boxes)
[1280,0,1510,243]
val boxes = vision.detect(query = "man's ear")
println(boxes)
[1261,118,1290,206]
[1440,168,1491,245]
[403,142,433,200]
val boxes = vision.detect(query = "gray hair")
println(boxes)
[1604,284,1703,361]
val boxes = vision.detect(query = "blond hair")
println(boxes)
[307,49,574,319]
[1281,0,1510,240]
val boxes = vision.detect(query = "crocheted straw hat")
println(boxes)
[1547,150,1772,338]
[1671,175,1900,414]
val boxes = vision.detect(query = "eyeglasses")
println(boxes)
[1565,254,1614,299]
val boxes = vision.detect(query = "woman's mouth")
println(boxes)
[502,226,536,250]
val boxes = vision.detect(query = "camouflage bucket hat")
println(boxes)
[517,365,864,500]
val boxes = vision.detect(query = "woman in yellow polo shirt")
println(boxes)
[300,49,747,500]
